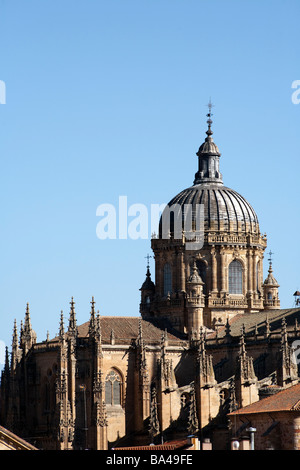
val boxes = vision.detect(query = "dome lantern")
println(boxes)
[194,100,223,185]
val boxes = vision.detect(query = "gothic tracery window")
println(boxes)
[163,263,172,296]
[228,259,243,294]
[105,369,122,406]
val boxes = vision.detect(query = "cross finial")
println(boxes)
[206,98,214,135]
[145,253,152,269]
[207,97,214,115]
[268,250,274,265]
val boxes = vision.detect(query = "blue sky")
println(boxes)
[0,0,299,367]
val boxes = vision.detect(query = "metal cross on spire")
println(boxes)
[145,253,152,269]
[207,97,214,115]
[206,98,214,135]
[268,250,274,266]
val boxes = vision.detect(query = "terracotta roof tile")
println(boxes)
[77,317,184,345]
[229,383,300,415]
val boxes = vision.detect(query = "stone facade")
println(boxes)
[0,112,298,450]
[1,303,299,450]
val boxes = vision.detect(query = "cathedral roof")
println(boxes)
[208,307,300,339]
[77,317,184,345]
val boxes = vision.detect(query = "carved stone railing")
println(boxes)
[208,297,248,309]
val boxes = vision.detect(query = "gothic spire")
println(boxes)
[239,326,246,356]
[68,297,77,337]
[21,303,36,349]
[89,296,96,336]
[280,317,288,352]
[110,329,115,345]
[236,330,256,384]
[95,312,102,342]
[149,385,160,441]
[24,303,32,335]
[265,313,271,338]
[187,382,199,435]
[225,318,231,337]
[4,347,10,375]
[12,319,18,350]
[59,310,65,338]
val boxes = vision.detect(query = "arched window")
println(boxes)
[163,263,172,296]
[228,259,243,294]
[105,370,122,406]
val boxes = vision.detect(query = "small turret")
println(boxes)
[140,255,155,317]
[263,251,280,309]
[186,261,205,337]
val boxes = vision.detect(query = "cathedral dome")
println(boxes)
[166,183,259,233]
[159,104,260,236]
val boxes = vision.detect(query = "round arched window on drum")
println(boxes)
[228,259,243,294]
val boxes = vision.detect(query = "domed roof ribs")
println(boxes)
[212,189,221,231]
[216,189,230,231]
[237,193,254,233]
[230,189,257,233]
[223,189,244,232]
[220,189,236,231]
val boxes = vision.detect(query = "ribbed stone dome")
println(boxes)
[166,183,259,233]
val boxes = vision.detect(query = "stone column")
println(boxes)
[180,250,185,292]
[220,248,226,293]
[252,250,257,294]
[247,249,253,293]
[211,247,217,292]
